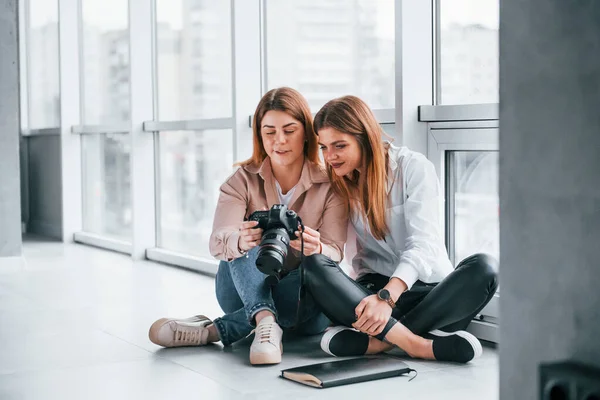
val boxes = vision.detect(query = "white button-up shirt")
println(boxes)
[346,144,454,290]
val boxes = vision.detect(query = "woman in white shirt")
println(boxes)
[303,95,498,363]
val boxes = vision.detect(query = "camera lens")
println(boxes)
[256,227,290,276]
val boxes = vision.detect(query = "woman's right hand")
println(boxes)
[237,220,263,253]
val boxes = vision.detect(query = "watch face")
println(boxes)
[378,289,390,300]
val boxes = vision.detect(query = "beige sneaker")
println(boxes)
[249,316,283,365]
[148,315,213,348]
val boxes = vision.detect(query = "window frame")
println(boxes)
[422,104,499,342]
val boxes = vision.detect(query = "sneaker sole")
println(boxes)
[249,343,283,365]
[320,326,352,357]
[429,329,483,359]
[148,315,210,347]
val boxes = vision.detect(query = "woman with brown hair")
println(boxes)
[148,87,348,365]
[303,95,498,363]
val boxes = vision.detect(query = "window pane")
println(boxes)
[156,0,232,120]
[450,151,499,264]
[82,134,132,240]
[439,0,499,104]
[266,0,395,111]
[158,130,234,257]
[28,0,60,128]
[81,0,130,124]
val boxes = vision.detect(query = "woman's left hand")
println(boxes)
[353,295,393,336]
[289,225,322,256]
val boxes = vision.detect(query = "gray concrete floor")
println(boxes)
[0,238,498,399]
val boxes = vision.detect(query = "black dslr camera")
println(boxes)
[248,204,301,279]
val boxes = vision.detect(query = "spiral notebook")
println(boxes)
[281,356,416,388]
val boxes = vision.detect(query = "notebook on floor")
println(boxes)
[280,355,416,389]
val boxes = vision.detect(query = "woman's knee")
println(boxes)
[461,253,499,290]
[303,254,339,285]
[305,253,337,269]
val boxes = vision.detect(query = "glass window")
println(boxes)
[81,0,130,124]
[439,0,499,104]
[82,134,132,240]
[80,0,132,241]
[28,0,61,128]
[156,0,232,120]
[157,130,234,257]
[266,0,395,111]
[448,151,499,264]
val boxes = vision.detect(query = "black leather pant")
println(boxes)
[303,253,499,340]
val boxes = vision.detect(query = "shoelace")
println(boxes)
[248,322,278,344]
[174,326,202,345]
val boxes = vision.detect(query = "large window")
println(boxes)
[155,0,232,120]
[154,1,234,257]
[81,0,130,124]
[157,131,234,257]
[447,151,499,264]
[28,0,60,128]
[82,134,132,240]
[80,0,132,240]
[438,0,499,104]
[266,0,395,111]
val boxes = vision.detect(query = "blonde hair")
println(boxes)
[237,87,320,167]
[314,95,390,240]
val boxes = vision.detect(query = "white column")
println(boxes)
[58,0,83,243]
[395,0,434,155]
[231,0,263,162]
[128,0,157,259]
[18,0,29,233]
[0,0,21,256]
[18,0,29,131]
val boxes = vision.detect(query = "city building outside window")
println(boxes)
[439,0,499,104]
[80,0,132,240]
[155,0,234,257]
[266,0,395,112]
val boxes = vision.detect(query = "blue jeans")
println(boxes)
[212,247,330,346]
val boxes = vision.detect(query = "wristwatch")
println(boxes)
[377,288,396,309]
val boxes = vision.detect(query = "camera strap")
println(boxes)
[262,216,307,331]
[293,218,307,331]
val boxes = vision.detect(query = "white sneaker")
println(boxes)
[148,315,213,348]
[249,316,283,365]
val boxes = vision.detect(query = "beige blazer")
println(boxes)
[209,157,348,269]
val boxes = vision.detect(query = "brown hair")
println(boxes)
[314,95,391,240]
[237,87,320,167]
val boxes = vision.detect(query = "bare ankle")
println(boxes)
[366,337,394,354]
[378,323,436,359]
[206,323,219,343]
[423,339,435,359]
[410,338,434,360]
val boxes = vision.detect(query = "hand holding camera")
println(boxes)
[248,204,302,278]
[237,220,264,253]
[289,226,322,256]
